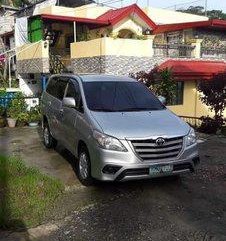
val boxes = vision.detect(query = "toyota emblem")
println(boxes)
[156,138,165,146]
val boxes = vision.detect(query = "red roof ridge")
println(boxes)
[97,4,156,30]
[153,19,226,34]
[157,59,226,81]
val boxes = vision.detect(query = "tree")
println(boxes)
[178,6,204,15]
[178,5,226,20]
[197,73,226,133]
[131,67,177,105]
[0,0,30,7]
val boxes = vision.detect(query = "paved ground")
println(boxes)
[0,127,226,241]
[0,127,78,186]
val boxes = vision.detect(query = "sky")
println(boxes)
[109,0,226,12]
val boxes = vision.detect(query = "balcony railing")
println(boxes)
[153,43,195,58]
[201,47,226,60]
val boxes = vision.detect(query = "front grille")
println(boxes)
[130,136,184,161]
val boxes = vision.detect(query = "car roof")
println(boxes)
[51,73,137,82]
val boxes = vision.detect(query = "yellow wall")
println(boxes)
[167,81,226,118]
[112,17,143,36]
[17,41,49,60]
[71,37,154,58]
[74,4,111,18]
[37,6,76,17]
[35,4,110,19]
[143,6,208,24]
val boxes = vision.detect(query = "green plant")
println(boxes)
[0,106,5,117]
[131,67,177,105]
[134,34,148,40]
[7,92,28,120]
[198,116,225,134]
[29,106,41,123]
[197,72,226,133]
[17,112,29,126]
[0,106,6,128]
[0,155,64,229]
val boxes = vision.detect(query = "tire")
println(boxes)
[77,146,94,186]
[43,123,57,149]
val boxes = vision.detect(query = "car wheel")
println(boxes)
[77,146,94,186]
[43,124,57,149]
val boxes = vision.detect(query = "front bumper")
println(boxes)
[89,139,199,182]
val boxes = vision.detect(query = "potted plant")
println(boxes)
[6,92,28,128]
[0,106,6,128]
[28,107,41,127]
[17,112,29,127]
[6,107,18,128]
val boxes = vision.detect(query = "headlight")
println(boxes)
[93,130,127,152]
[186,128,197,147]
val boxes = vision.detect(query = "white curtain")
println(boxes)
[15,17,28,47]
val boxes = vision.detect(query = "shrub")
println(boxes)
[131,67,177,105]
[7,93,28,120]
[17,112,29,127]
[198,116,225,134]
[197,72,226,133]
[28,106,41,123]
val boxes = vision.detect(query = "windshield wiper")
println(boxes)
[91,108,116,112]
[116,107,160,112]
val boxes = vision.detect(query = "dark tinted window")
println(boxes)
[46,77,67,100]
[168,81,184,105]
[83,81,165,112]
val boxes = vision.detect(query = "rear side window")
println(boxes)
[46,77,67,100]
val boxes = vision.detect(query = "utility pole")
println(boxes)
[205,0,208,16]
[147,0,149,7]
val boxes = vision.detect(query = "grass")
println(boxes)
[0,156,64,230]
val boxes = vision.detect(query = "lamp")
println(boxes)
[144,28,152,35]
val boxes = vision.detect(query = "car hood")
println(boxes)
[90,109,190,139]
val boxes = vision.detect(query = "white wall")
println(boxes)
[19,73,42,97]
[144,7,209,24]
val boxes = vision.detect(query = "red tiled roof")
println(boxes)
[158,59,226,81]
[153,19,226,34]
[97,4,157,30]
[40,4,157,30]
[41,14,109,26]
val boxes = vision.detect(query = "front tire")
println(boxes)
[43,124,57,149]
[77,146,94,186]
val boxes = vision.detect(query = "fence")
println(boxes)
[201,47,226,60]
[153,43,195,58]
[180,116,202,129]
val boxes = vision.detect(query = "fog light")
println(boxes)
[102,165,122,174]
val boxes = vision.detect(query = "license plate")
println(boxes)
[149,165,173,176]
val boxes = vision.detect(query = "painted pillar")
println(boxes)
[41,74,47,91]
[147,35,155,57]
[191,39,203,59]
[73,21,77,43]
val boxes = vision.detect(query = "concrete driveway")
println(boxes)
[0,127,78,186]
[0,127,226,241]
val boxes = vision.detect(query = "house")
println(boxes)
[0,5,18,51]
[12,2,226,119]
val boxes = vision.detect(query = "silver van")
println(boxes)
[41,74,199,186]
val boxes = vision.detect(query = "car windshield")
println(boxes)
[83,81,165,112]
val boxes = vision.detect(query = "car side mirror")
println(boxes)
[62,97,76,108]
[158,96,166,105]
